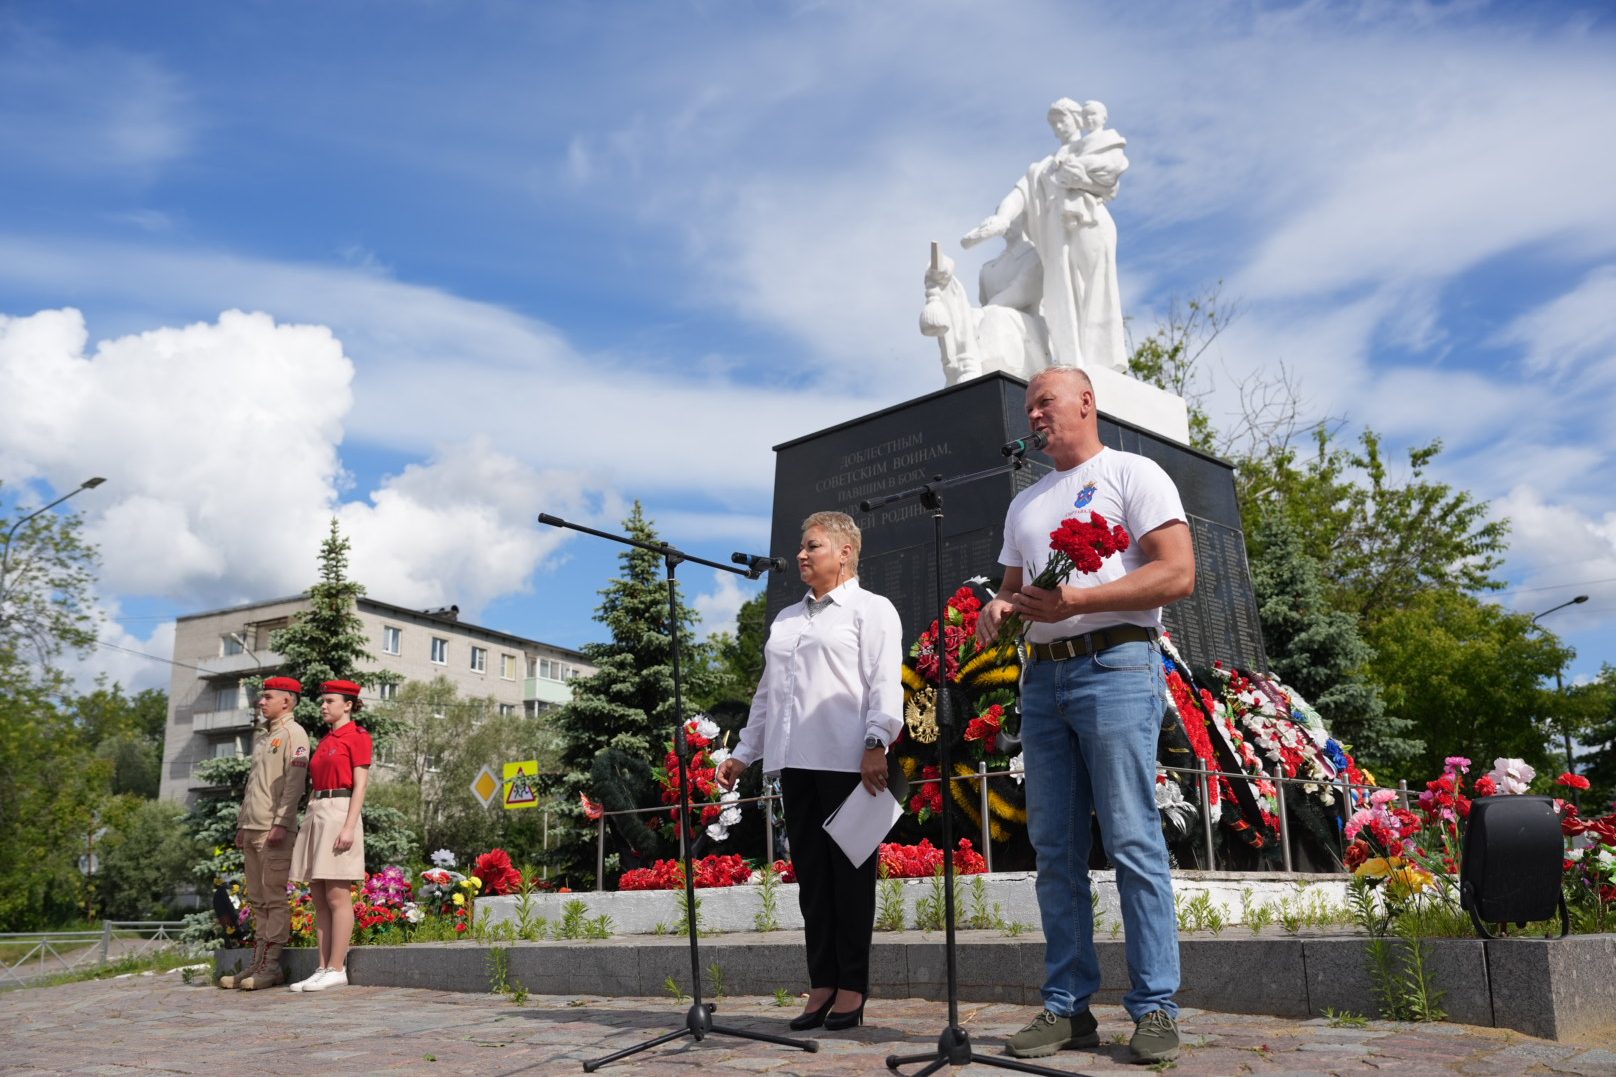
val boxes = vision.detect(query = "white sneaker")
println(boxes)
[288,967,331,992]
[301,967,347,992]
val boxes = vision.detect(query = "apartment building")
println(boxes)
[158,595,593,803]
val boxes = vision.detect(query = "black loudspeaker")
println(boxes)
[1459,794,1569,939]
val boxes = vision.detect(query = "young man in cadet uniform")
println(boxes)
[220,675,310,990]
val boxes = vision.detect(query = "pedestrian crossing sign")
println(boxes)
[503,760,540,810]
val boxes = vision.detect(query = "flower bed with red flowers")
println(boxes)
[617,853,757,891]
[877,838,988,878]
[1344,757,1616,931]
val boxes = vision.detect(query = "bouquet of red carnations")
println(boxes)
[994,511,1131,643]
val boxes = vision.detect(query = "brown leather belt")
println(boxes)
[1027,625,1158,662]
[312,788,352,799]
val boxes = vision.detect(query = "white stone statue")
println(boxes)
[920,240,1048,385]
[960,98,1130,373]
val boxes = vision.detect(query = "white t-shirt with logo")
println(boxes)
[997,446,1186,643]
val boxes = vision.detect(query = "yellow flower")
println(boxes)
[453,893,465,906]
[1353,857,1397,879]
[1354,856,1435,900]
[466,876,482,890]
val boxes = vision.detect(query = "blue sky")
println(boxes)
[1,0,1614,695]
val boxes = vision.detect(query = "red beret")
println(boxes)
[262,676,303,694]
[321,679,363,697]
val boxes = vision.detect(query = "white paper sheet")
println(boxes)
[823,785,904,868]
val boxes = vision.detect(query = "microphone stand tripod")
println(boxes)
[537,514,818,1073]
[859,456,1071,1077]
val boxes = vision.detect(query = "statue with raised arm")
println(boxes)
[962,98,1130,373]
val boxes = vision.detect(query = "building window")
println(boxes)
[382,626,402,655]
[431,637,448,664]
[222,634,243,656]
[499,703,516,717]
[378,681,398,701]
[538,657,578,682]
[212,735,245,759]
[216,681,241,712]
[470,646,487,673]
[500,653,516,680]
[526,656,538,678]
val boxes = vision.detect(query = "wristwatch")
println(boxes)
[865,734,885,751]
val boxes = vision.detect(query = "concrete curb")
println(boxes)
[476,870,1353,936]
[219,929,1616,1044]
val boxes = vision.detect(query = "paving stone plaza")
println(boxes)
[8,968,1616,1076]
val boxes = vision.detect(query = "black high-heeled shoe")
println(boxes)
[823,1001,865,1031]
[788,996,835,1031]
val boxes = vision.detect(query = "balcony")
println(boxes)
[194,650,286,678]
[523,676,574,706]
[192,708,255,733]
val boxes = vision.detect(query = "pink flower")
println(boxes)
[1488,758,1535,795]
[1443,756,1472,774]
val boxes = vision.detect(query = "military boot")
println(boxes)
[239,945,285,990]
[219,941,266,989]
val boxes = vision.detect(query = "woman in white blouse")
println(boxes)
[717,511,904,1031]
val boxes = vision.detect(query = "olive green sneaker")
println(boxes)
[1128,1009,1180,1063]
[1005,1007,1100,1058]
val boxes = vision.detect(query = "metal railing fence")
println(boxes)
[586,764,1408,891]
[0,920,187,989]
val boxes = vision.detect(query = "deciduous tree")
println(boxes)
[1368,590,1567,780]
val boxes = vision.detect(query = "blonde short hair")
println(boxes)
[802,510,861,575]
[1029,364,1093,393]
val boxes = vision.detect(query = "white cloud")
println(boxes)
[1499,485,1616,630]
[0,25,195,176]
[0,308,348,604]
[337,438,593,616]
[1497,266,1616,387]
[690,571,759,641]
[70,603,177,696]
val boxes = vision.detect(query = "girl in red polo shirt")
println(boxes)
[287,680,372,992]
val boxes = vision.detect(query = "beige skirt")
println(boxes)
[290,796,366,882]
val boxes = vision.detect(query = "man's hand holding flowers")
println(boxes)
[976,511,1131,645]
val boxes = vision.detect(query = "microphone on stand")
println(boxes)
[1002,430,1049,458]
[731,551,788,579]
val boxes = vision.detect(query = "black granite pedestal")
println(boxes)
[766,372,1266,672]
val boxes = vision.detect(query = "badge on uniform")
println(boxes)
[270,737,282,753]
[292,744,308,768]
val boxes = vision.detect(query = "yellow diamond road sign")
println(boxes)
[470,766,500,807]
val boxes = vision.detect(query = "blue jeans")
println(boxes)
[1020,640,1179,1020]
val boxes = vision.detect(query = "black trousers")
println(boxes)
[781,767,877,993]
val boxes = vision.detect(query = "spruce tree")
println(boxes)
[1247,513,1420,774]
[540,502,714,885]
[258,520,412,872]
[268,519,400,740]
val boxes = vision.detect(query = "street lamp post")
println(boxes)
[1531,595,1590,810]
